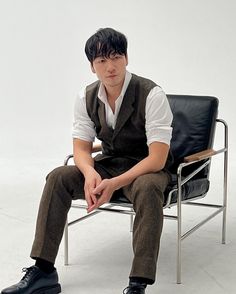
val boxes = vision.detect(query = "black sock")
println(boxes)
[35,258,55,274]
[129,277,149,286]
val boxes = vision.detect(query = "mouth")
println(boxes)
[107,75,117,78]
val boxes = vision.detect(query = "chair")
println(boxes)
[63,94,228,284]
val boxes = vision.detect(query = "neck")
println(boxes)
[104,83,124,114]
[105,86,122,101]
[105,75,126,101]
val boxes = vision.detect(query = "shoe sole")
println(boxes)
[31,283,61,294]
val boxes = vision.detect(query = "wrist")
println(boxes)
[83,165,96,178]
[112,175,130,190]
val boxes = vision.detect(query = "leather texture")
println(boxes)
[1,266,61,294]
[123,283,146,294]
[110,95,218,206]
[167,94,218,175]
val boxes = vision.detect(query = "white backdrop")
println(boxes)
[0,1,235,291]
[0,0,235,161]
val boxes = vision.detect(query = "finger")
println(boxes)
[91,193,98,205]
[86,193,96,213]
[93,182,104,195]
[85,187,96,212]
[95,194,107,208]
[84,188,92,207]
[87,203,96,213]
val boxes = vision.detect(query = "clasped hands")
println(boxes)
[84,170,118,213]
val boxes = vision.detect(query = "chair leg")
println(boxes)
[222,142,228,245]
[130,212,134,232]
[177,169,182,284]
[222,208,227,244]
[177,213,182,284]
[221,118,228,245]
[222,171,227,245]
[64,217,69,265]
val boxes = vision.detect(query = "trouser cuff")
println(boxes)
[129,256,156,284]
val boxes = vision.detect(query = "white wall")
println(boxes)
[0,0,235,161]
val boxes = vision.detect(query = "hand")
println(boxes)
[90,178,118,212]
[84,168,102,213]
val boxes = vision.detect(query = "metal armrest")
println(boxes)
[176,144,227,192]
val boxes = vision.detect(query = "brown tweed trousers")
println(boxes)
[30,162,170,284]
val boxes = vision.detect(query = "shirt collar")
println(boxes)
[98,71,132,104]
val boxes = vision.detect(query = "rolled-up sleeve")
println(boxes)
[145,86,173,146]
[72,88,96,142]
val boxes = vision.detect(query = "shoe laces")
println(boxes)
[21,266,38,282]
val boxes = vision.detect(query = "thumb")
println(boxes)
[93,182,104,195]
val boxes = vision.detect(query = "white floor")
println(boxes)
[0,157,235,294]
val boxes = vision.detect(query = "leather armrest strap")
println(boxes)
[184,148,216,163]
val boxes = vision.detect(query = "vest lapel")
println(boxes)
[112,79,136,139]
[97,99,114,137]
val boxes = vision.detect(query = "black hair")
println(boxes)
[85,28,128,64]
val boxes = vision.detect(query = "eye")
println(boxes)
[99,58,106,63]
[95,57,106,64]
[114,54,122,59]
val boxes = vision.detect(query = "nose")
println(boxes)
[106,60,116,73]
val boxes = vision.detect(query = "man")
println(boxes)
[1,28,173,294]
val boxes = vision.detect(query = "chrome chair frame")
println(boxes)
[63,118,228,284]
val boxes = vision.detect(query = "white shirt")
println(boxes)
[72,71,173,146]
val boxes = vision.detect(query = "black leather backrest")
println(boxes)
[167,95,219,174]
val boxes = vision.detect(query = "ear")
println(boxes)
[90,63,96,74]
[125,54,128,66]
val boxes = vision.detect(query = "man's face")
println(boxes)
[91,53,128,91]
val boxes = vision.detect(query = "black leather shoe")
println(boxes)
[123,282,146,294]
[1,266,61,294]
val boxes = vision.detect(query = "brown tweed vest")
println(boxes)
[85,74,158,164]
